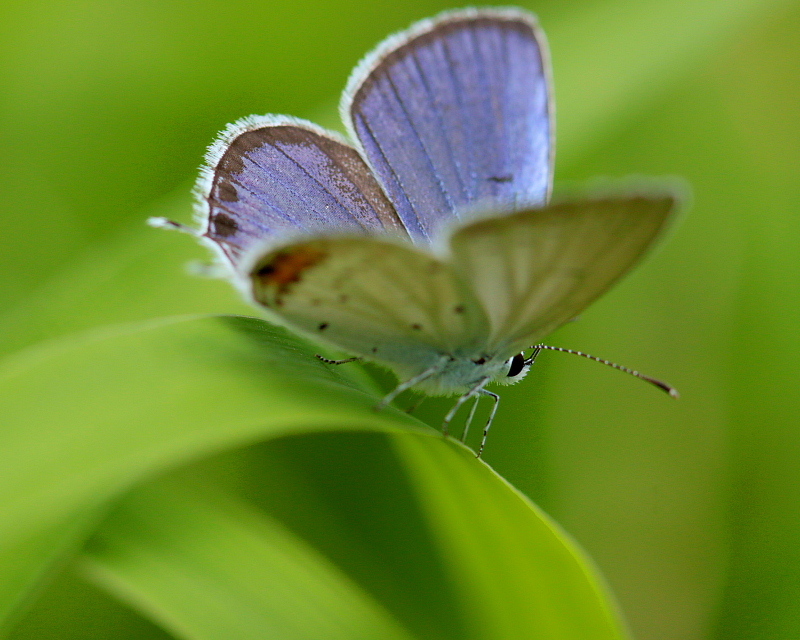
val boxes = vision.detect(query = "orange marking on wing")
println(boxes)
[253,246,328,306]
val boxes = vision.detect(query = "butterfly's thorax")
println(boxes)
[409,353,526,396]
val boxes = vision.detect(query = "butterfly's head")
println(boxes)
[493,352,531,386]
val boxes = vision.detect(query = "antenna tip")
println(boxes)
[648,377,679,398]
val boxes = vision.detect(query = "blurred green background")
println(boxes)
[1,0,799,638]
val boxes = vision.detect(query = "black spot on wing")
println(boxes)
[211,212,239,237]
[216,182,239,202]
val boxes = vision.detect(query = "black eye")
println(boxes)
[507,353,526,377]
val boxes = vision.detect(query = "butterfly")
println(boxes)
[151,7,679,457]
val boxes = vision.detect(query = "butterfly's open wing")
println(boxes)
[245,237,489,375]
[449,193,678,356]
[196,116,407,269]
[342,8,552,242]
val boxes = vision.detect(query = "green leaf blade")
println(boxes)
[394,438,627,640]
[80,435,629,640]
[0,315,417,628]
[83,479,415,640]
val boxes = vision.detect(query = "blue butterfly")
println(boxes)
[152,8,679,456]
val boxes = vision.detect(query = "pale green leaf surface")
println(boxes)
[713,7,800,638]
[393,437,626,639]
[0,313,626,639]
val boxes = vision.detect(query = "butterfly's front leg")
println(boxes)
[476,389,501,458]
[442,378,490,438]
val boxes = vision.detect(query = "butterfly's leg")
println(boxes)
[442,378,489,438]
[461,395,481,442]
[405,396,426,414]
[316,355,363,365]
[476,389,501,458]
[376,356,449,411]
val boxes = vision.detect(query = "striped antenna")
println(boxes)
[527,344,679,398]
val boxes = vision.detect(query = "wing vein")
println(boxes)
[408,45,468,205]
[223,175,311,232]
[382,70,456,216]
[440,36,475,202]
[356,113,429,241]
[269,141,374,229]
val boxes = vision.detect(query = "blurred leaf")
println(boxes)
[6,570,172,640]
[0,189,250,358]
[713,5,800,639]
[83,479,415,640]
[81,440,628,640]
[0,314,412,630]
[543,0,796,165]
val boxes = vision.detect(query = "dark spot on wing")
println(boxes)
[488,175,513,183]
[472,357,487,365]
[215,182,239,202]
[318,323,328,331]
[211,213,239,238]
[453,305,465,314]
[411,323,422,331]
[371,347,378,354]
[339,294,349,303]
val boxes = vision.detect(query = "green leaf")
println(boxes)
[82,479,415,640]
[0,314,413,629]
[81,438,627,640]
[0,192,252,359]
[0,313,628,638]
